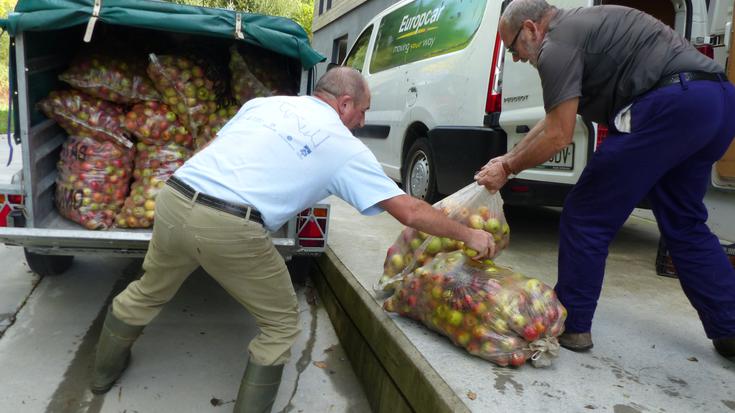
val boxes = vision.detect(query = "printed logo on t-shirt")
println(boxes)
[240,100,337,160]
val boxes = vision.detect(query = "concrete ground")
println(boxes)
[0,244,370,413]
[324,195,735,413]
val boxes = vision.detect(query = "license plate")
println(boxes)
[535,144,574,170]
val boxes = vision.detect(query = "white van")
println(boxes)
[341,0,733,204]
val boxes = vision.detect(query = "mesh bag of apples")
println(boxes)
[380,184,566,367]
[146,53,218,142]
[383,251,566,368]
[379,183,510,291]
[55,136,134,230]
[195,103,240,151]
[58,54,160,104]
[229,45,273,106]
[115,142,191,228]
[124,101,193,149]
[38,90,134,149]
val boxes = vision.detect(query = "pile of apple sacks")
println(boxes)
[54,136,134,230]
[380,186,566,367]
[42,48,289,230]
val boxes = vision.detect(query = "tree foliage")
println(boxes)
[168,0,314,36]
[0,0,17,104]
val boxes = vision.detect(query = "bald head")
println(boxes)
[314,66,369,103]
[501,0,554,31]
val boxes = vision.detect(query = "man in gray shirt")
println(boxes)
[477,0,735,360]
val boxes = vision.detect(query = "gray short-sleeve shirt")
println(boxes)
[538,5,722,124]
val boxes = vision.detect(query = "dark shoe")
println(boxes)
[558,332,593,352]
[90,308,144,394]
[713,337,735,358]
[233,359,284,413]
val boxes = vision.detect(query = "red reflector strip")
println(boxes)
[596,125,609,150]
[299,240,324,248]
[485,32,503,114]
[695,44,714,59]
[8,195,23,204]
[0,204,10,227]
[299,220,323,238]
[0,194,5,203]
[312,208,328,217]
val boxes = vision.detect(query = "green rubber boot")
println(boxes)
[233,360,284,413]
[90,308,144,394]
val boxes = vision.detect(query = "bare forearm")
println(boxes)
[380,194,495,258]
[400,201,473,241]
[508,118,545,157]
[505,127,568,174]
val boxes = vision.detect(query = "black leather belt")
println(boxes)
[166,175,263,225]
[653,71,727,90]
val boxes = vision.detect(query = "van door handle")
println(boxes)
[516,125,530,133]
[408,87,417,93]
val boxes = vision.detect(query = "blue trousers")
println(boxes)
[555,77,735,339]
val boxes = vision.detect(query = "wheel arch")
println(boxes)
[400,122,430,180]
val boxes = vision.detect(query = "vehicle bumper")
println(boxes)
[428,126,506,196]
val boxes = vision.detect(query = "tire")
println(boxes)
[24,249,74,277]
[403,138,440,203]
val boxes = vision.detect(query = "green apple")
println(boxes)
[468,214,485,229]
[390,253,405,271]
[484,218,501,233]
[440,237,458,251]
[409,237,423,251]
[425,237,442,254]
[447,310,464,326]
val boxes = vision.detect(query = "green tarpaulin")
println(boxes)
[0,0,325,69]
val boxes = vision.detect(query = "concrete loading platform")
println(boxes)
[313,197,734,413]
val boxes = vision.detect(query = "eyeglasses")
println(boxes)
[506,26,524,57]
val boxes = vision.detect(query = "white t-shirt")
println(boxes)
[174,95,404,231]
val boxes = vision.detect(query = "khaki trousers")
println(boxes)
[113,184,299,366]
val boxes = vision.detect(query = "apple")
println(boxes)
[409,237,423,251]
[390,253,405,271]
[440,237,458,251]
[484,218,501,234]
[446,310,464,326]
[468,214,485,229]
[492,318,509,334]
[425,237,442,254]
[509,351,526,367]
[455,331,471,346]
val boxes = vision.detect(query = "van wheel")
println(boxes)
[24,249,74,277]
[403,138,439,203]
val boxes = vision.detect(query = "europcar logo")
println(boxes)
[398,5,445,38]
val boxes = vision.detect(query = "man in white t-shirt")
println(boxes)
[90,67,495,412]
